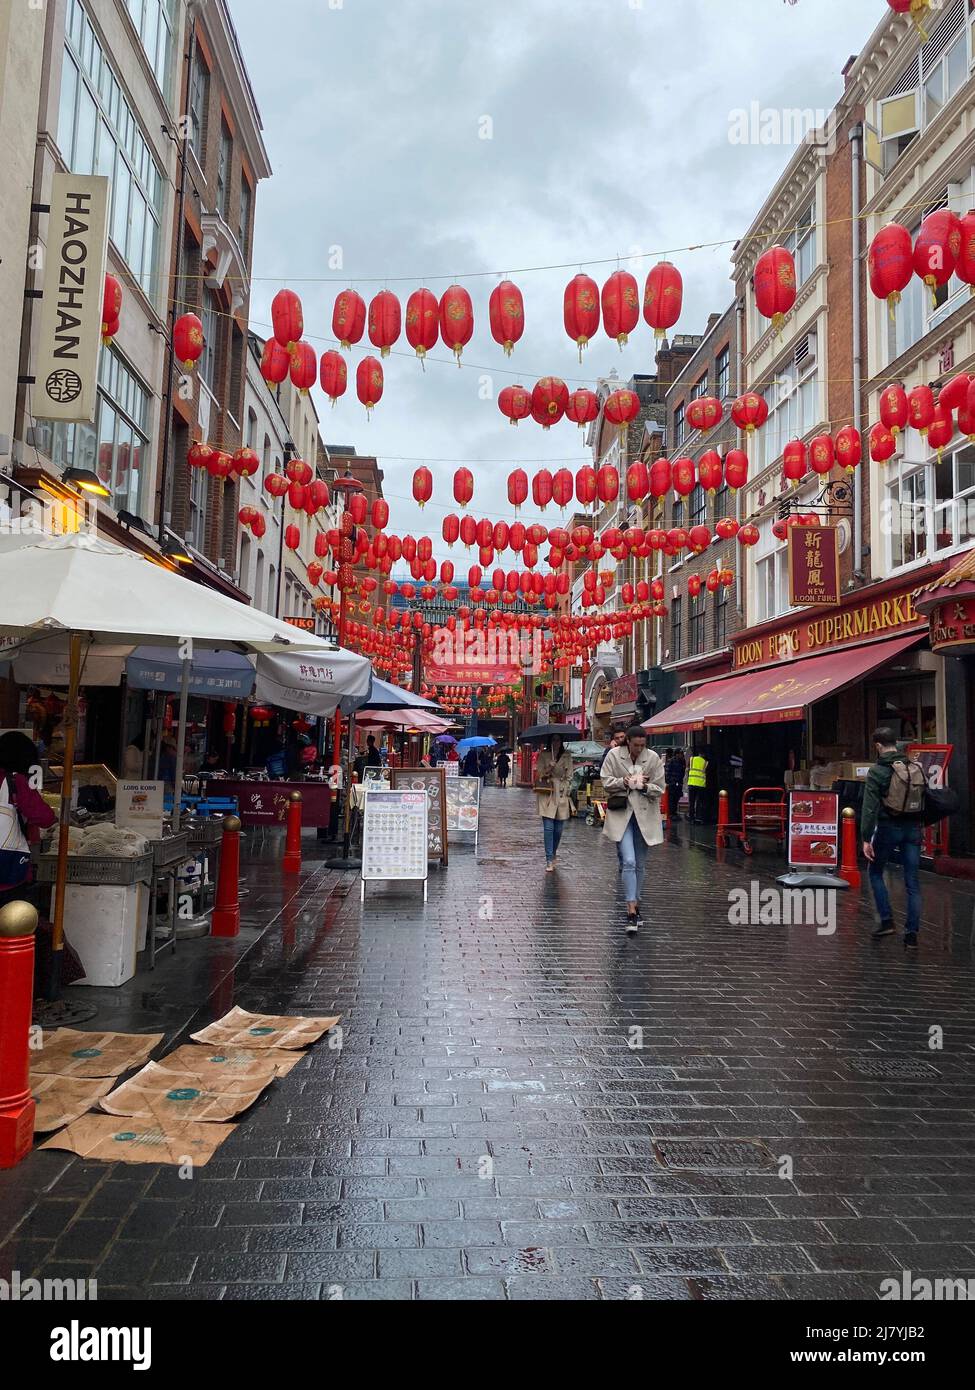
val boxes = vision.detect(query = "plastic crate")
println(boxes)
[32,851,154,886]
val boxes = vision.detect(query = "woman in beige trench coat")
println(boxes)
[601,725,665,933]
[534,734,574,871]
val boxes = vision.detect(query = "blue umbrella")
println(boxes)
[456,736,496,751]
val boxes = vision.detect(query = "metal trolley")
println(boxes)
[719,786,787,856]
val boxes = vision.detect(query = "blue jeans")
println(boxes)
[542,817,565,862]
[617,816,649,903]
[869,819,922,934]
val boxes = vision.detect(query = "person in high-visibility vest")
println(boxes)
[687,749,708,824]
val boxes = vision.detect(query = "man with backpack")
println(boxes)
[860,726,926,949]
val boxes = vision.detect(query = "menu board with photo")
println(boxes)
[361,790,429,888]
[362,766,390,787]
[115,780,165,838]
[443,761,459,778]
[389,767,448,866]
[445,775,480,845]
[787,790,839,869]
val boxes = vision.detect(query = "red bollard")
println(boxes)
[660,787,670,830]
[716,789,729,848]
[211,814,241,937]
[283,791,302,874]
[838,806,861,888]
[0,902,38,1169]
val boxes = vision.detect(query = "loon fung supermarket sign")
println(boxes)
[34,174,110,423]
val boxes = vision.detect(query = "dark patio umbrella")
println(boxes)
[518,724,575,742]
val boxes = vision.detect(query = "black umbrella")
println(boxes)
[518,724,574,743]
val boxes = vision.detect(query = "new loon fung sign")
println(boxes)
[34,174,110,423]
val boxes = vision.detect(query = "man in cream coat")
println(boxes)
[601,725,665,933]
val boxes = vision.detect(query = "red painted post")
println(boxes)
[660,787,670,830]
[839,806,862,888]
[211,815,241,937]
[283,791,303,874]
[0,901,38,1169]
[715,789,729,848]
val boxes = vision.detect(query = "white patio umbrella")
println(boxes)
[0,533,347,996]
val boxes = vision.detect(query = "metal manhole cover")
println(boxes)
[653,1139,775,1171]
[849,1058,941,1079]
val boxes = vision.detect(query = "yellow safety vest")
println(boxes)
[688,755,708,788]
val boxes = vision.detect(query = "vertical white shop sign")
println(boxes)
[33,173,110,423]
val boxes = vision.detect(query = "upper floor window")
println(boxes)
[689,484,706,527]
[670,596,682,663]
[887,171,975,365]
[691,375,708,401]
[200,290,220,389]
[48,346,151,517]
[673,404,685,449]
[716,346,730,400]
[218,122,232,221]
[59,0,163,298]
[715,583,729,649]
[884,442,975,571]
[238,176,252,257]
[877,0,972,171]
[714,484,730,522]
[689,594,706,656]
[188,47,210,163]
[755,336,821,474]
[787,200,816,290]
[126,0,174,93]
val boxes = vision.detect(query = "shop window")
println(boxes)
[48,346,150,516]
[873,677,938,744]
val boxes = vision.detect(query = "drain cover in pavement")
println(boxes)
[849,1058,941,1079]
[653,1139,775,1170]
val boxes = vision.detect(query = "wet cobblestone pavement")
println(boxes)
[3,787,975,1301]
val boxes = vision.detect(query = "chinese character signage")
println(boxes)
[787,791,839,869]
[787,525,840,608]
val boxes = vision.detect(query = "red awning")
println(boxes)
[644,634,922,734]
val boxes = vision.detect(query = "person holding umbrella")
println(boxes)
[533,731,574,872]
[496,750,511,788]
[601,725,665,933]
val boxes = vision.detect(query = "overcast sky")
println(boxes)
[232,0,880,561]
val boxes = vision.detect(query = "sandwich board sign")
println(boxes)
[360,789,428,901]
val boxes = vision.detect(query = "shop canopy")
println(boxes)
[361,677,441,711]
[643,634,922,735]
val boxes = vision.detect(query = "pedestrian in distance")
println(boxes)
[462,747,479,777]
[687,745,708,824]
[861,725,926,949]
[534,733,574,872]
[665,745,686,821]
[600,725,627,776]
[0,731,56,912]
[496,750,510,788]
[601,725,665,934]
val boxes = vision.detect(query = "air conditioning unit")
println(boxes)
[794,331,817,370]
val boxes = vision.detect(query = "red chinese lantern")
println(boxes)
[371,497,389,530]
[687,574,702,598]
[286,458,313,485]
[913,209,962,303]
[596,465,619,505]
[753,244,797,332]
[489,279,525,356]
[453,467,474,508]
[439,283,474,364]
[835,426,862,473]
[531,376,569,429]
[498,383,531,426]
[251,513,266,540]
[233,447,260,477]
[643,261,682,338]
[442,514,460,547]
[507,469,528,510]
[649,456,672,499]
[459,514,477,547]
[772,518,790,542]
[510,520,526,551]
[688,525,711,554]
[412,467,433,509]
[532,469,554,509]
[868,223,913,318]
[356,355,383,414]
[783,438,807,488]
[173,313,204,370]
[737,524,760,548]
[697,450,723,495]
[686,396,722,434]
[550,468,571,509]
[575,465,597,506]
[284,524,300,551]
[908,384,935,435]
[307,562,324,587]
[958,397,975,443]
[650,578,665,601]
[715,517,740,541]
[333,289,366,350]
[400,287,438,365]
[259,337,290,385]
[672,456,696,500]
[731,393,769,432]
[238,505,258,527]
[564,273,600,360]
[188,441,213,470]
[926,405,954,462]
[287,482,307,511]
[263,471,289,498]
[604,388,640,434]
[869,422,897,464]
[626,460,649,503]
[349,493,369,526]
[724,449,748,493]
[956,210,975,293]
[289,340,316,393]
[206,451,233,480]
[809,434,835,475]
[367,290,401,358]
[102,274,122,344]
[938,373,971,413]
[271,289,303,352]
[319,350,347,405]
[706,570,721,594]
[880,383,909,434]
[601,269,640,349]
[566,387,599,429]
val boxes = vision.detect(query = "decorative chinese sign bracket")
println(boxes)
[779,478,854,523]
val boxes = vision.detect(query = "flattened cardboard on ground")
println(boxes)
[161,1043,302,1079]
[40,1114,235,1165]
[100,1061,272,1122]
[190,1006,340,1050]
[31,1074,114,1132]
[30,1028,164,1078]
